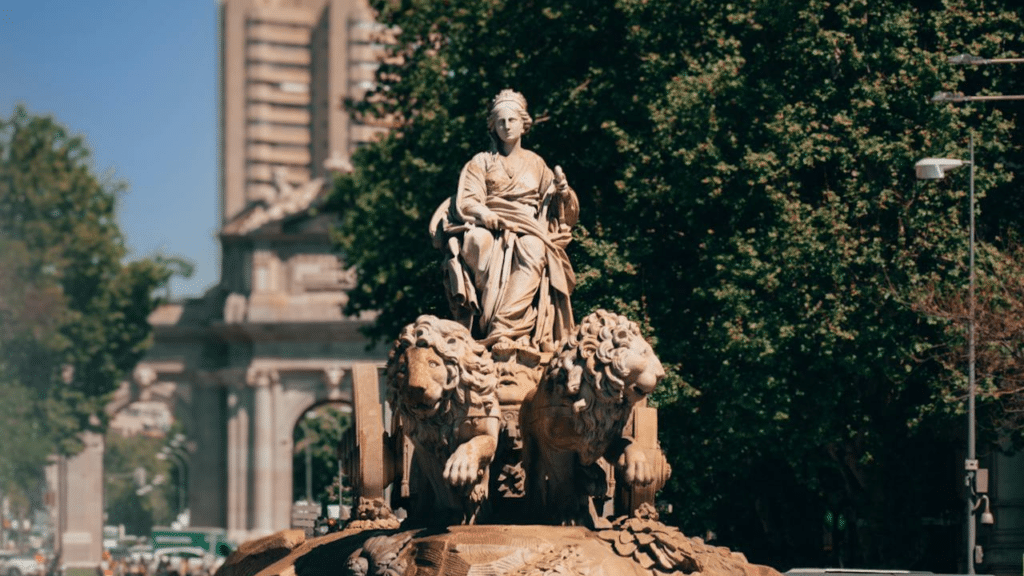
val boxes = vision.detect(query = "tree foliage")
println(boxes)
[293,405,351,508]
[104,433,176,536]
[329,0,1024,569]
[0,105,183,500]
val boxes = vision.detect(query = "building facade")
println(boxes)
[105,0,393,544]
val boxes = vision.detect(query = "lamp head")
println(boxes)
[975,495,995,525]
[948,53,985,65]
[915,157,969,180]
[932,91,970,103]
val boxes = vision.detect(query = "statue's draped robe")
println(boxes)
[433,150,578,349]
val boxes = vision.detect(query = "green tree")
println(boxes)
[0,105,186,501]
[293,405,351,508]
[104,433,175,536]
[0,238,64,509]
[330,0,1024,569]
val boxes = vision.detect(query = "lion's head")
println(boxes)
[386,315,497,447]
[543,309,665,462]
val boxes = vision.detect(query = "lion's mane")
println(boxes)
[543,309,647,464]
[385,315,497,458]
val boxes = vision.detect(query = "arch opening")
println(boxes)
[291,401,352,518]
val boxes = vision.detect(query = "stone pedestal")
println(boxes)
[213,517,784,576]
[58,431,105,570]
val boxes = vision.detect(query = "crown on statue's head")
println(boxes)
[490,89,528,112]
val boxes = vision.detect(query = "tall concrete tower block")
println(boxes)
[218,0,388,226]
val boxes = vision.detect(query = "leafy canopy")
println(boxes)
[293,405,351,507]
[330,0,1023,568]
[0,105,186,502]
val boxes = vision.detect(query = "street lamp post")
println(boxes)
[300,415,314,503]
[932,92,1024,103]
[159,447,188,518]
[923,52,1023,573]
[947,53,1024,66]
[915,135,983,574]
[933,53,1024,103]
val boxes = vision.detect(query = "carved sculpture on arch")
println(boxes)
[322,364,348,401]
[246,366,281,388]
[132,364,158,388]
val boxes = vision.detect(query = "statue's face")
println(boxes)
[491,105,524,145]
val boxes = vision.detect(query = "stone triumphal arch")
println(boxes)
[108,0,401,544]
[123,177,386,543]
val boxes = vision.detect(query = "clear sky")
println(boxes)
[0,1,220,299]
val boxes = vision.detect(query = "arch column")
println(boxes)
[226,379,250,541]
[271,372,290,530]
[186,372,228,529]
[248,367,278,535]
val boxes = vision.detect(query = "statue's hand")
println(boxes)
[622,443,654,486]
[553,165,570,197]
[479,210,500,230]
[445,442,485,487]
[549,230,572,248]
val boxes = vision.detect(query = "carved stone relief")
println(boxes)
[289,254,357,294]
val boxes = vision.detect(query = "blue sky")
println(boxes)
[0,1,220,298]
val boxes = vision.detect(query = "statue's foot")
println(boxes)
[490,334,543,363]
[491,336,517,359]
[492,335,515,350]
[514,341,542,364]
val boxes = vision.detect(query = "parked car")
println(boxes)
[128,544,153,565]
[0,551,45,576]
[786,569,991,576]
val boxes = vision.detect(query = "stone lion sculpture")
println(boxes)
[519,309,668,525]
[385,315,501,525]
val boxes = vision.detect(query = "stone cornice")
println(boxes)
[218,229,330,243]
[133,361,384,391]
[220,178,327,237]
[208,318,378,343]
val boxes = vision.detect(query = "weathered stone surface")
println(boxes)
[383,316,501,525]
[217,515,784,576]
[429,89,579,352]
[520,310,669,525]
[214,529,306,576]
[346,497,403,532]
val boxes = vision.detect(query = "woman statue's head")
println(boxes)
[487,89,532,147]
